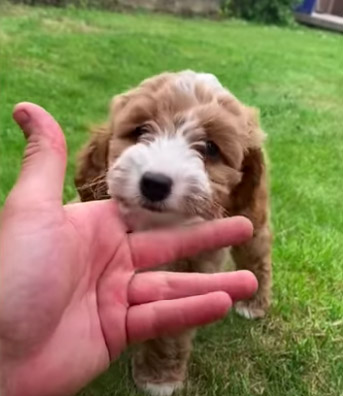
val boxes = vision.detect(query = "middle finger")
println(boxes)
[128,270,258,305]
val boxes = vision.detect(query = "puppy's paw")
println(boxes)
[143,381,183,396]
[235,300,266,320]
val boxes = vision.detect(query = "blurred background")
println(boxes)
[0,0,342,395]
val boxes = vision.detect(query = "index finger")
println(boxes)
[129,216,253,270]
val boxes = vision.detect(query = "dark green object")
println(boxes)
[222,0,299,24]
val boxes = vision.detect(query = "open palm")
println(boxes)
[0,103,257,396]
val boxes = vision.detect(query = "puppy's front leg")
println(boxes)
[232,222,272,319]
[132,331,194,396]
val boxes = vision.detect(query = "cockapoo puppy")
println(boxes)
[75,70,272,396]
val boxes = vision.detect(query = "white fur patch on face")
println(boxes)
[143,381,183,396]
[174,70,233,97]
[107,131,211,230]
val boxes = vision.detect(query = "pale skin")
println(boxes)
[0,103,258,396]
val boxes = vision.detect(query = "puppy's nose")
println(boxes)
[140,172,172,202]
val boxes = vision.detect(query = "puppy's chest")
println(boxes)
[150,249,228,274]
[119,205,228,273]
[172,249,228,274]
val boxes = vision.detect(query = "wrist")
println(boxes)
[0,352,30,396]
[0,360,13,396]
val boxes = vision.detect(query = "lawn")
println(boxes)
[1,3,343,395]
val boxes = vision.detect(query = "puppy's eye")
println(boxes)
[130,125,148,140]
[205,140,220,159]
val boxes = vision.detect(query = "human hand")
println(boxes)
[0,103,257,396]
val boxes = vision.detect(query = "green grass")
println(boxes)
[1,3,343,395]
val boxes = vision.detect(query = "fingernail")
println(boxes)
[15,110,30,124]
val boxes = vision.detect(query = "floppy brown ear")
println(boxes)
[230,148,265,211]
[74,124,111,202]
[228,108,268,226]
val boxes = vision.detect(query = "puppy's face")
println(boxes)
[104,71,264,224]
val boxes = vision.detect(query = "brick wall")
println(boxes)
[117,0,221,15]
[9,0,222,15]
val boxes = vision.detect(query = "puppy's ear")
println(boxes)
[230,148,265,211]
[229,107,267,222]
[74,124,111,202]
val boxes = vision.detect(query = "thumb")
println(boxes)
[9,102,67,207]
